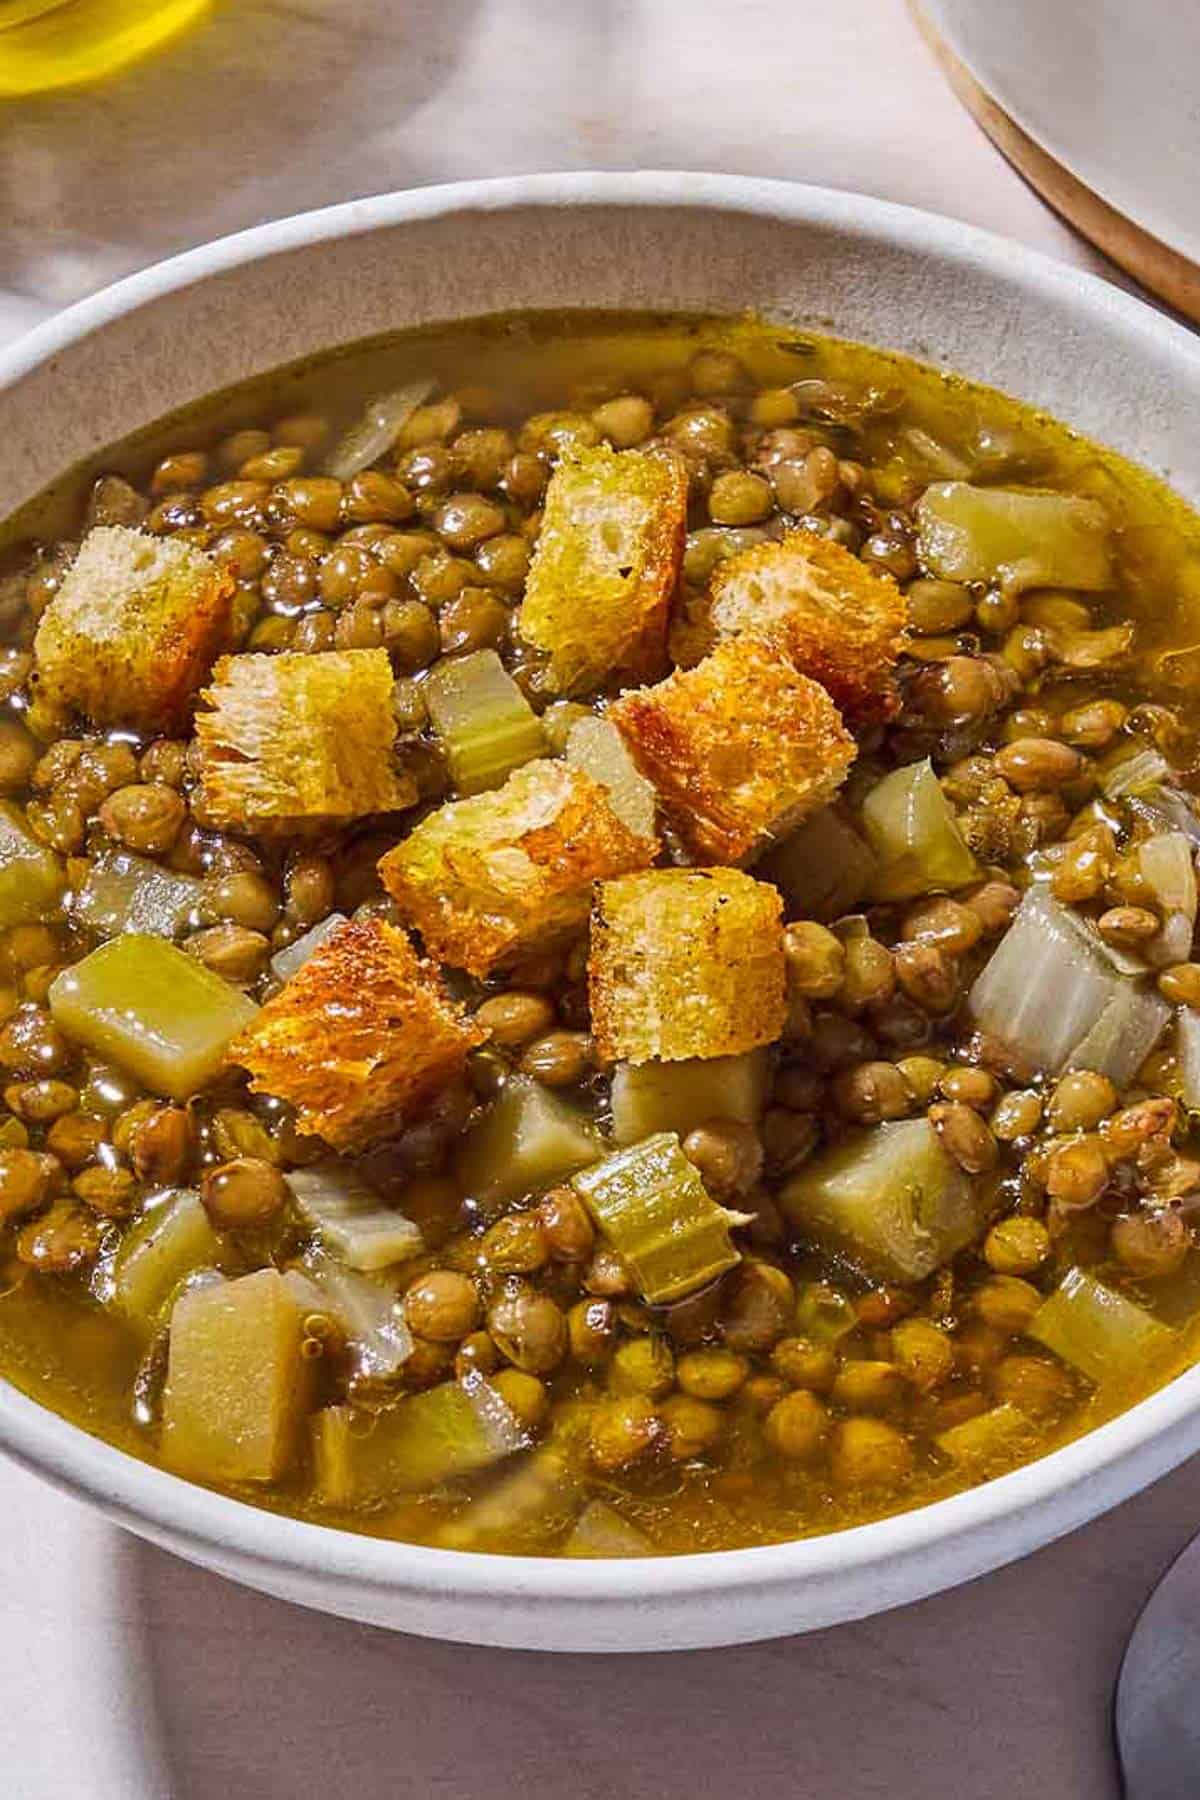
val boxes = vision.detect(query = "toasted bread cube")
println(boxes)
[590,869,786,1063]
[517,444,688,695]
[231,916,484,1151]
[708,531,907,723]
[196,648,413,830]
[609,636,856,864]
[33,526,233,732]
[379,758,658,978]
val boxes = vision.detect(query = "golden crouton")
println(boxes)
[379,758,658,979]
[609,635,856,864]
[196,648,414,831]
[33,525,233,732]
[708,531,907,723]
[517,444,688,695]
[589,869,786,1064]
[231,916,484,1151]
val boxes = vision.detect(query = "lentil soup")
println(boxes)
[2,311,1200,1559]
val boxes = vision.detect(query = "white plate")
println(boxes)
[2,172,1200,1652]
[918,0,1200,318]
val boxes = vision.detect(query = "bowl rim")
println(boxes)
[3,168,1200,1615]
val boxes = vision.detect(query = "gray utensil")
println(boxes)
[1117,1533,1200,1797]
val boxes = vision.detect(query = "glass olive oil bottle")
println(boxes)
[0,0,209,95]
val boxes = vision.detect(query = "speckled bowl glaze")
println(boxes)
[1,173,1199,1653]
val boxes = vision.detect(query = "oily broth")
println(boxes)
[2,311,1200,1555]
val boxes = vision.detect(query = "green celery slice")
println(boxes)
[1029,1267,1175,1385]
[454,1076,601,1211]
[162,1268,313,1483]
[424,649,547,796]
[779,1118,987,1282]
[564,1498,653,1557]
[572,1131,743,1303]
[915,482,1113,594]
[313,1374,528,1505]
[861,759,979,901]
[74,848,202,940]
[609,1050,768,1146]
[0,799,64,926]
[48,933,258,1100]
[98,1187,222,1333]
[759,806,877,921]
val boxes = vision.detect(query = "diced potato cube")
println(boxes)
[589,869,786,1063]
[610,1050,769,1146]
[232,916,483,1152]
[104,1188,222,1333]
[74,849,202,940]
[162,1269,313,1483]
[379,758,657,978]
[49,934,258,1101]
[313,1376,527,1506]
[779,1119,988,1282]
[610,635,855,863]
[196,648,414,830]
[0,800,64,927]
[517,443,688,694]
[758,805,877,921]
[32,526,234,732]
[707,530,906,724]
[916,482,1113,594]
[454,1076,601,1211]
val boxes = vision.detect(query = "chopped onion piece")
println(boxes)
[1065,984,1174,1087]
[565,1498,653,1558]
[286,1161,423,1271]
[270,913,348,984]
[325,379,435,481]
[969,886,1170,1083]
[1177,1009,1200,1111]
[284,1248,413,1379]
[566,715,657,842]
[1100,747,1173,799]
[74,849,202,940]
[1139,832,1197,967]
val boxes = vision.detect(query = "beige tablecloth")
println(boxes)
[0,5,1186,1796]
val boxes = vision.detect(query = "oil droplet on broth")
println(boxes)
[0,0,209,95]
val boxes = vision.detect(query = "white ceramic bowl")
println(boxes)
[2,172,1199,1653]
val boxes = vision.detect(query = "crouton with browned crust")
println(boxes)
[589,868,786,1064]
[196,648,414,831]
[708,531,907,723]
[378,758,658,979]
[609,635,856,864]
[33,526,233,733]
[231,916,484,1151]
[517,444,688,695]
